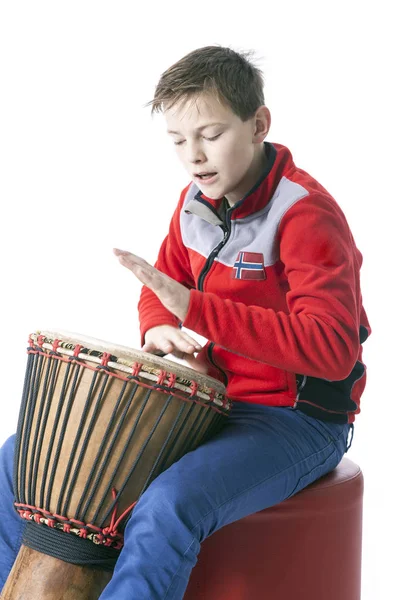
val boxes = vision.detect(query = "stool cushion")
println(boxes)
[185,457,363,600]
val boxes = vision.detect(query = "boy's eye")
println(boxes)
[205,134,221,142]
[173,133,221,146]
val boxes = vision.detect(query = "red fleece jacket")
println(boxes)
[138,142,371,423]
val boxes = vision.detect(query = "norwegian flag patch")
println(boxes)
[232,252,266,280]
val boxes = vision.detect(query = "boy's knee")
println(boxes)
[140,476,188,516]
[0,434,16,460]
[134,469,210,532]
[0,434,16,483]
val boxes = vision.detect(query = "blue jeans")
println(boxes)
[0,403,353,599]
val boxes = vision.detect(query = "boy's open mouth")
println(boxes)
[195,172,217,180]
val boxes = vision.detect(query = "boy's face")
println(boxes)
[165,93,270,206]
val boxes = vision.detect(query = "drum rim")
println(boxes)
[30,330,228,405]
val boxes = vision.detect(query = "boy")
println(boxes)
[0,45,371,599]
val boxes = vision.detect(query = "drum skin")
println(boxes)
[2,331,229,600]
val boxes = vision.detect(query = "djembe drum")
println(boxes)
[2,330,230,600]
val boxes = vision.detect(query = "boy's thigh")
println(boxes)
[142,404,349,537]
[0,434,16,489]
[0,434,27,587]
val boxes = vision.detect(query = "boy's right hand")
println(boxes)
[142,325,207,373]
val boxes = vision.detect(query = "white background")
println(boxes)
[0,1,398,597]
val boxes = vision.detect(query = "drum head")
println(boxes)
[30,330,226,397]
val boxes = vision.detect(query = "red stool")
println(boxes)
[185,457,363,600]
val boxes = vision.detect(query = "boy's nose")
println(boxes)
[187,144,206,164]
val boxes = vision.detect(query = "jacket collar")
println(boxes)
[184,142,295,225]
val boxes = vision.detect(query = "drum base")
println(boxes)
[1,545,112,600]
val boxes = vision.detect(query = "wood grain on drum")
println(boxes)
[1,545,112,600]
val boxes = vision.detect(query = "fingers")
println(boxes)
[181,332,202,350]
[113,249,147,276]
[141,341,157,353]
[113,249,169,294]
[113,249,150,270]
[159,340,175,355]
[142,326,202,357]
[113,248,143,261]
[141,326,207,374]
[170,331,202,354]
[142,343,207,373]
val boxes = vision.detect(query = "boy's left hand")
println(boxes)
[113,248,190,322]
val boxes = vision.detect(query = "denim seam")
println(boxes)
[286,446,337,498]
[163,538,199,600]
[294,410,349,445]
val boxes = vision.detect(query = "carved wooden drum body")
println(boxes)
[2,330,230,600]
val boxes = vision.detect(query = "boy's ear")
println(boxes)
[254,106,271,141]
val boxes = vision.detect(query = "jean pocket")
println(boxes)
[294,409,351,447]
[291,408,339,445]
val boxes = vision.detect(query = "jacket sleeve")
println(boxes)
[182,194,362,381]
[138,186,196,345]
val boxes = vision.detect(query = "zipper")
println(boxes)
[197,203,232,384]
[198,208,232,290]
[197,231,228,290]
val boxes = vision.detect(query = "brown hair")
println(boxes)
[145,45,265,122]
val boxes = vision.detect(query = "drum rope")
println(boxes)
[46,361,82,512]
[90,384,154,527]
[12,340,227,567]
[13,346,37,503]
[23,521,119,571]
[38,354,60,509]
[94,388,174,527]
[43,359,79,510]
[22,351,47,506]
[60,370,110,517]
[75,379,135,521]
[109,396,187,524]
[27,340,230,414]
[155,401,197,474]
[28,353,54,507]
